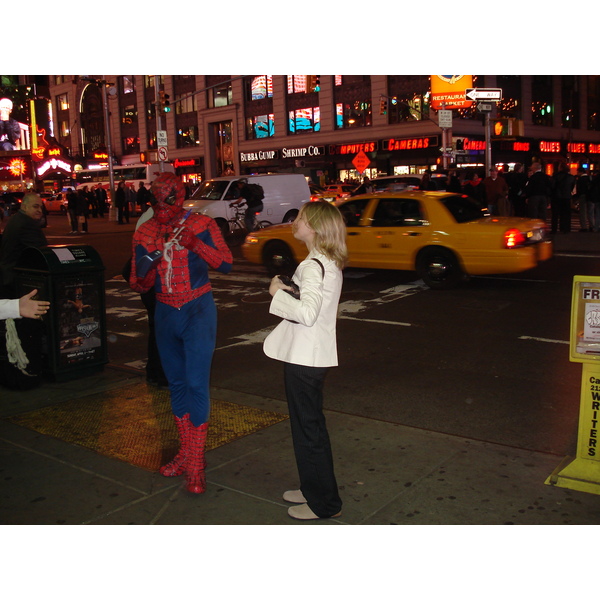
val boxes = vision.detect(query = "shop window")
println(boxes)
[335,101,371,129]
[177,125,199,148]
[289,107,320,134]
[247,114,275,139]
[249,76,273,100]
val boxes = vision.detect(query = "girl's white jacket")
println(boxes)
[263,251,342,368]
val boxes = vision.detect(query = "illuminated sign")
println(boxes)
[513,142,530,151]
[281,145,324,159]
[430,75,474,110]
[37,158,73,177]
[174,158,198,168]
[93,152,109,160]
[590,144,600,154]
[384,136,437,151]
[240,150,279,162]
[329,141,377,155]
[568,143,586,153]
[539,141,561,153]
[9,158,26,176]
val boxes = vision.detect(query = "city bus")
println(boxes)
[74,163,174,198]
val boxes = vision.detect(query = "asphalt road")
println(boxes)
[41,212,600,457]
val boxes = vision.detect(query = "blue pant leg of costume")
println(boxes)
[155,293,217,426]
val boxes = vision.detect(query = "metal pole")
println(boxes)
[155,76,164,173]
[101,82,116,203]
[485,112,492,174]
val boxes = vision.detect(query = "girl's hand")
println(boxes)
[269,275,288,297]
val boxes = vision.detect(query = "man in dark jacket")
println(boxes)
[525,162,552,221]
[550,163,576,233]
[0,192,48,293]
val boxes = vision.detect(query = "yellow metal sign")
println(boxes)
[545,275,600,494]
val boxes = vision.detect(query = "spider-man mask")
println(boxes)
[151,172,185,225]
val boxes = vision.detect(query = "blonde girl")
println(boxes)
[264,201,347,520]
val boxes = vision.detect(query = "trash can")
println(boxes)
[13,245,108,381]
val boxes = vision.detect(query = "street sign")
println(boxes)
[157,146,168,162]
[438,109,452,129]
[465,88,502,101]
[157,130,168,148]
[352,150,370,174]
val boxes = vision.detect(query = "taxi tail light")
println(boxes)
[503,228,527,248]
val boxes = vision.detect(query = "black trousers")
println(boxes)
[284,362,342,517]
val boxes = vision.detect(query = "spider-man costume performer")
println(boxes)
[130,172,232,494]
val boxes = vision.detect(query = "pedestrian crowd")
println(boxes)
[425,163,600,233]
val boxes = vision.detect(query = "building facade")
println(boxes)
[40,74,600,191]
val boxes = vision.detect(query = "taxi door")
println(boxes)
[357,197,429,269]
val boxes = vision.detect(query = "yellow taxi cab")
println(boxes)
[241,191,553,289]
[313,184,357,203]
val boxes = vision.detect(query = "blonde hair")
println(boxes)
[297,201,348,269]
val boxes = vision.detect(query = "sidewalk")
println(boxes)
[1,230,599,525]
[1,363,599,525]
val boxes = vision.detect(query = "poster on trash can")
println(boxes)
[57,277,103,368]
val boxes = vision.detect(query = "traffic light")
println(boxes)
[380,97,388,115]
[159,90,171,113]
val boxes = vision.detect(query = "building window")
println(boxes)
[387,76,431,124]
[246,114,275,139]
[177,125,199,148]
[496,75,522,119]
[57,93,69,110]
[587,76,600,131]
[122,105,137,125]
[144,75,163,88]
[531,75,553,127]
[333,76,372,129]
[335,101,371,129]
[248,76,273,100]
[561,75,580,129]
[175,93,197,114]
[123,136,139,154]
[287,76,320,94]
[289,107,320,134]
[207,78,232,108]
[122,76,135,94]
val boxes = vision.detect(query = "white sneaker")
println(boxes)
[287,503,342,520]
[283,489,307,503]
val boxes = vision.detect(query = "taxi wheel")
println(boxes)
[263,241,296,277]
[416,247,462,290]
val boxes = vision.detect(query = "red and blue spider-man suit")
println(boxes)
[129,172,232,493]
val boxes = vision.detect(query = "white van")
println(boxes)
[184,174,310,235]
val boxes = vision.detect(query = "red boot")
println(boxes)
[159,413,190,477]
[185,421,209,494]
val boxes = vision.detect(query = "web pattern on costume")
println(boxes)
[131,213,232,309]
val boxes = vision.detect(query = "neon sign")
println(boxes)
[385,137,437,151]
[539,141,561,153]
[9,158,26,176]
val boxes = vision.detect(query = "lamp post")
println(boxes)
[80,77,116,202]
